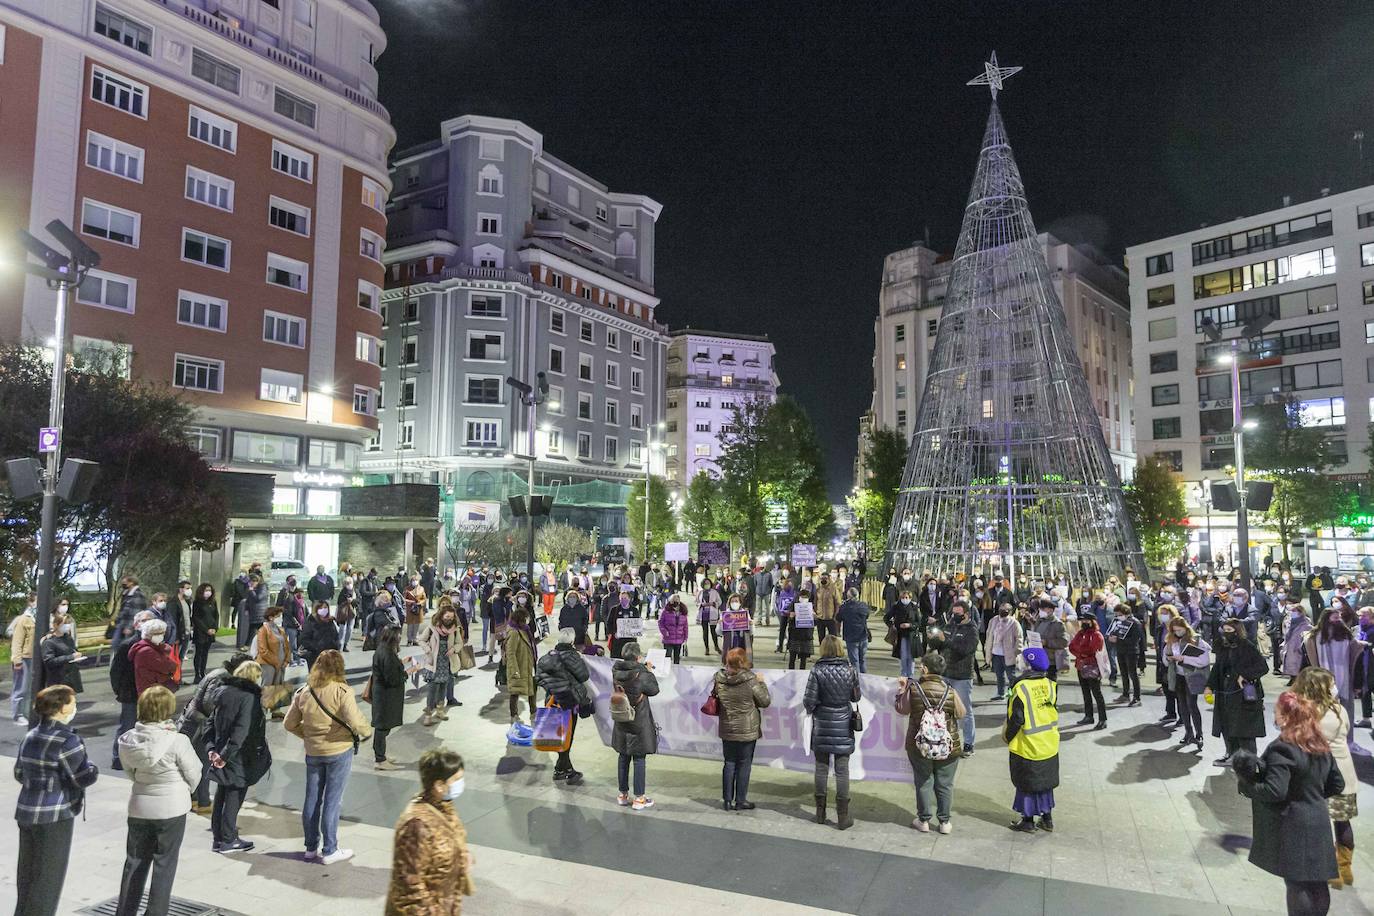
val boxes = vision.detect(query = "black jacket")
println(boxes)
[803,656,860,756]
[1107,615,1144,654]
[1236,742,1343,881]
[301,615,340,662]
[883,599,918,659]
[557,600,589,641]
[937,618,980,680]
[307,575,336,603]
[191,597,219,641]
[208,676,271,788]
[535,644,591,707]
[169,595,191,646]
[1206,637,1269,739]
[109,640,138,704]
[917,581,949,620]
[41,633,83,693]
[370,648,407,730]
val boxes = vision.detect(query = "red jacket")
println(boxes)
[129,640,179,696]
[1069,627,1105,671]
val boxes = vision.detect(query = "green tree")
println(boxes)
[1124,455,1189,569]
[625,474,676,561]
[0,345,229,596]
[680,471,724,546]
[1246,400,1348,568]
[715,397,772,554]
[848,427,908,559]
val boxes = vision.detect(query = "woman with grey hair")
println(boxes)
[610,642,659,810]
[535,627,594,784]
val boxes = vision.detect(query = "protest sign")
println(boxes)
[792,600,814,628]
[790,544,817,567]
[616,616,644,638]
[698,540,731,565]
[664,541,689,562]
[720,609,751,632]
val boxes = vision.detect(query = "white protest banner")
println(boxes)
[1025,630,1043,648]
[645,648,670,669]
[584,658,915,782]
[616,616,644,638]
[792,600,814,628]
[664,541,690,562]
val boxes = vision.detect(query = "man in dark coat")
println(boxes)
[108,610,150,769]
[419,559,438,609]
[1206,621,1269,765]
[357,570,378,618]
[306,566,336,604]
[111,575,149,651]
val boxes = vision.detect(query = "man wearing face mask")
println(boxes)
[10,593,37,727]
[1031,598,1070,682]
[110,611,157,769]
[112,576,150,652]
[608,590,640,662]
[1224,587,1260,645]
[813,573,841,640]
[934,600,979,755]
[147,592,179,650]
[1107,601,1144,706]
[884,589,919,678]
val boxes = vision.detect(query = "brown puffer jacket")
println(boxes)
[385,797,470,915]
[713,668,771,742]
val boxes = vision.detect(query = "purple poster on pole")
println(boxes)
[720,609,751,632]
[697,539,731,566]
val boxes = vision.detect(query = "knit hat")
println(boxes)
[1022,647,1050,671]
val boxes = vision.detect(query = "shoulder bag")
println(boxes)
[701,684,720,717]
[308,686,362,755]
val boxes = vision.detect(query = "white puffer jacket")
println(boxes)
[117,721,200,820]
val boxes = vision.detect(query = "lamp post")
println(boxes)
[16,221,100,719]
[505,372,548,584]
[1195,481,1213,569]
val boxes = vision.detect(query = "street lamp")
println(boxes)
[505,371,549,583]
[1200,314,1273,589]
[12,221,100,718]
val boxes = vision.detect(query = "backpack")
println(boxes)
[911,681,955,761]
[609,682,638,723]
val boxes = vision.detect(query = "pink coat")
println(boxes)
[658,609,689,646]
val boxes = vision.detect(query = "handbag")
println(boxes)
[532,702,573,752]
[362,633,377,651]
[850,703,864,732]
[458,645,476,671]
[884,626,900,647]
[701,687,720,717]
[307,686,363,756]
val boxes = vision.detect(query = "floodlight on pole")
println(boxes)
[504,374,549,583]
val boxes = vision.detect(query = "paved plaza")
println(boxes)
[2,608,1372,915]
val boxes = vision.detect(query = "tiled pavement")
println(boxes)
[2,609,1372,915]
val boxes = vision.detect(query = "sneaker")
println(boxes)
[1009,817,1037,833]
[632,796,654,811]
[565,770,584,785]
[14,716,28,727]
[1213,756,1232,767]
[1355,718,1371,729]
[374,760,401,771]
[616,793,631,807]
[912,818,930,832]
[217,839,255,853]
[937,821,952,835]
[553,769,571,781]
[321,849,354,865]
[990,694,1004,701]
[304,850,320,861]
[736,801,756,811]
[960,748,974,759]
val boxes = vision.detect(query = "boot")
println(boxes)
[1337,844,1354,886]
[421,709,435,727]
[836,798,853,831]
[814,794,827,824]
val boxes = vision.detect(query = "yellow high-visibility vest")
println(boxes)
[1006,676,1059,761]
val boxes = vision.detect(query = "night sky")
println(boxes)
[372,0,1374,499]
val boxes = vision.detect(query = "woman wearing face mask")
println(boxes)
[1205,619,1269,766]
[984,603,1023,701]
[252,606,289,688]
[657,594,689,663]
[884,589,919,679]
[419,606,463,727]
[606,589,639,661]
[384,748,472,914]
[190,584,219,684]
[721,593,751,661]
[301,601,340,671]
[1107,600,1145,707]
[1154,604,1180,716]
[130,620,179,699]
[1292,667,1358,890]
[14,685,98,916]
[403,576,427,647]
[1282,600,1313,681]
[1304,610,1370,751]
[40,608,86,694]
[501,606,538,735]
[336,577,357,652]
[697,578,722,655]
[1165,618,1211,752]
[1069,612,1109,729]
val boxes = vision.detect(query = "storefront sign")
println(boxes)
[293,470,348,487]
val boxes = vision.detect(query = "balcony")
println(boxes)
[666,374,774,393]
[148,0,389,121]
[531,211,615,258]
[437,263,532,285]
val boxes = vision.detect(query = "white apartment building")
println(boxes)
[860,234,1136,487]
[1126,187,1374,565]
[664,329,779,485]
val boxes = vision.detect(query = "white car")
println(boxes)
[268,558,308,593]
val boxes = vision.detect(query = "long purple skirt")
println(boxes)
[1013,789,1055,817]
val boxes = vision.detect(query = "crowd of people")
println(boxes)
[7,554,1372,916]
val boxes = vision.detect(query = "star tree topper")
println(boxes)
[966,51,1022,98]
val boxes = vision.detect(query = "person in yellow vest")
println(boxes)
[1006,646,1060,833]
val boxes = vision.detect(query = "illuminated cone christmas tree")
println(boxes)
[886,56,1146,584]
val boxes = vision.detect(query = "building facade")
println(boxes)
[664,329,779,485]
[1126,187,1374,567]
[0,0,411,577]
[374,115,668,545]
[861,233,1136,485]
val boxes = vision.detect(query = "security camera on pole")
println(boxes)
[505,372,550,583]
[5,221,103,719]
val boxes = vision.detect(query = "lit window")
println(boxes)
[260,368,303,404]
[1363,242,1374,268]
[355,333,381,364]
[981,399,994,419]
[361,177,384,211]
[177,291,226,331]
[1146,285,1175,308]
[695,443,711,457]
[85,131,143,181]
[353,386,378,416]
[173,354,223,392]
[895,353,907,371]
[546,428,562,454]
[1145,253,1173,276]
[721,373,734,386]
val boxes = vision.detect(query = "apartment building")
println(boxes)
[664,329,779,485]
[375,115,668,542]
[862,233,1136,484]
[1126,187,1374,565]
[0,1,430,576]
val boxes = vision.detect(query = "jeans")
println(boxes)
[16,817,74,916]
[776,615,790,650]
[11,660,29,719]
[907,749,958,823]
[721,739,756,804]
[1078,675,1106,722]
[116,815,186,916]
[846,639,868,673]
[211,784,246,845]
[407,622,419,644]
[991,654,1010,695]
[1105,642,1119,680]
[285,627,300,660]
[1116,649,1141,700]
[665,644,682,663]
[814,751,850,799]
[481,616,491,650]
[944,677,975,746]
[617,753,646,796]
[113,700,138,766]
[302,749,353,855]
[898,634,914,678]
[338,620,353,649]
